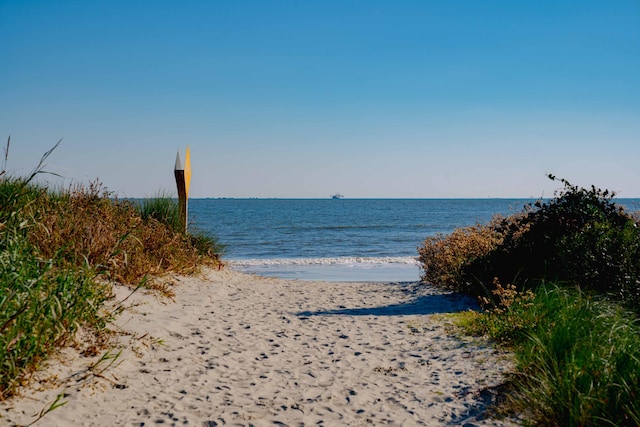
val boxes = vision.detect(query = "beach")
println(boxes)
[1,268,517,426]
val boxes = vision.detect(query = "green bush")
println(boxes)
[420,175,640,310]
[418,217,509,293]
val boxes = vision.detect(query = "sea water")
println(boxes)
[189,198,640,282]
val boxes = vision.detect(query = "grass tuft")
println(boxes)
[456,284,640,426]
[511,286,640,426]
[135,192,184,233]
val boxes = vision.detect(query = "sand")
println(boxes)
[1,268,519,426]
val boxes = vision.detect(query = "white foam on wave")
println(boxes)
[229,256,419,268]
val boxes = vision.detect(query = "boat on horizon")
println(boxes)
[331,194,344,199]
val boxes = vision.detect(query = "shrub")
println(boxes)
[420,175,640,310]
[483,176,640,307]
[425,175,640,425]
[418,216,508,293]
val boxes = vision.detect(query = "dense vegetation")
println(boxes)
[420,175,640,311]
[419,175,640,426]
[0,140,223,399]
[455,283,640,426]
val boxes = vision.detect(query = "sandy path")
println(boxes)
[1,268,517,426]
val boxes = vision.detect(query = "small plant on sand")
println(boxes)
[30,394,68,427]
[457,279,537,345]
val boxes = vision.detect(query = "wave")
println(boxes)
[229,256,420,267]
[272,224,435,232]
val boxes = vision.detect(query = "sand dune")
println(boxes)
[1,268,518,426]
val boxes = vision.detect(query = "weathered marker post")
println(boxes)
[174,146,191,233]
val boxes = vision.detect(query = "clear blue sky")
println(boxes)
[1,0,639,198]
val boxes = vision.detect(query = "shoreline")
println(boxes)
[231,258,421,283]
[1,268,518,426]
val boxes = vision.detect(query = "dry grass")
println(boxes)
[29,181,222,289]
[418,215,509,292]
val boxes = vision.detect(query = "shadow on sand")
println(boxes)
[296,292,480,318]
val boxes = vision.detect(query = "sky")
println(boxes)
[1,0,639,198]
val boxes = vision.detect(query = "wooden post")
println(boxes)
[174,147,191,233]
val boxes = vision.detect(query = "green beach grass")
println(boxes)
[454,284,640,426]
[0,139,223,399]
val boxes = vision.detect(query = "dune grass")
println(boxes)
[456,284,640,426]
[0,224,110,398]
[0,139,223,399]
[133,192,226,259]
[136,191,185,233]
[517,288,640,427]
[26,181,225,287]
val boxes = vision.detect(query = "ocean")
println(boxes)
[189,198,640,282]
